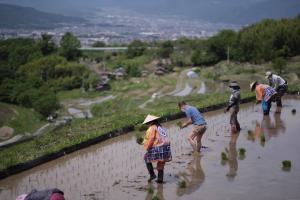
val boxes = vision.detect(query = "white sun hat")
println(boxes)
[142,114,160,125]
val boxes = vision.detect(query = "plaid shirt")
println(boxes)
[144,143,172,163]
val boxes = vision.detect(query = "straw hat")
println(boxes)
[142,114,160,124]
[265,71,273,79]
[250,81,258,91]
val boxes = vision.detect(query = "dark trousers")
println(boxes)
[275,84,288,107]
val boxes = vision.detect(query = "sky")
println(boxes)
[0,0,299,24]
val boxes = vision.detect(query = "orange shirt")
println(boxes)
[143,125,164,150]
[255,84,266,101]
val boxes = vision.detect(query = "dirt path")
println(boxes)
[62,95,116,118]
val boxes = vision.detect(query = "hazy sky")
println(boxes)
[1,0,299,24]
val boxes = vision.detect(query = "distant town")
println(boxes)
[0,8,240,46]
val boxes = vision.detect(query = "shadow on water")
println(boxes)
[1,96,300,200]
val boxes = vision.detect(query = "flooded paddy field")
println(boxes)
[0,96,300,200]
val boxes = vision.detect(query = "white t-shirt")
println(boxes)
[268,74,286,88]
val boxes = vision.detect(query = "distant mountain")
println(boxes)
[1,0,300,25]
[0,3,86,29]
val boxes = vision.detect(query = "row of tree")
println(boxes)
[125,14,300,66]
[0,32,90,117]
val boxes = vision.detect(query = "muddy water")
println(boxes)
[1,96,300,200]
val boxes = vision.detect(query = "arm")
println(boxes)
[225,94,237,112]
[145,127,156,151]
[256,86,263,103]
[181,118,193,129]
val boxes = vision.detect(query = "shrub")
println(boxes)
[33,93,59,117]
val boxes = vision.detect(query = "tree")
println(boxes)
[191,50,218,66]
[126,40,147,58]
[33,92,59,117]
[207,30,237,61]
[272,57,287,74]
[157,41,174,58]
[59,32,81,61]
[38,33,57,56]
[92,41,106,47]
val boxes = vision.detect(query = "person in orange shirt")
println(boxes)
[250,81,277,115]
[142,114,172,183]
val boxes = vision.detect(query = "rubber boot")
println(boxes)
[146,163,156,182]
[156,170,164,184]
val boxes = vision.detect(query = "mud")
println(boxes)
[1,96,300,200]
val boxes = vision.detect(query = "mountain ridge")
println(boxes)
[0,3,86,29]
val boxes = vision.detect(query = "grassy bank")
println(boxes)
[0,103,45,139]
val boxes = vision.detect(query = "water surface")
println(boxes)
[1,96,300,200]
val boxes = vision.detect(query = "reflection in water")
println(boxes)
[145,183,165,200]
[176,155,205,196]
[273,112,286,136]
[254,113,286,145]
[226,133,239,181]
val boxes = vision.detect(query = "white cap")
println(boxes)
[142,114,160,124]
[265,71,272,79]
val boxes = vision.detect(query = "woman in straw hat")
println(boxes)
[224,81,241,133]
[142,114,172,184]
[250,81,277,115]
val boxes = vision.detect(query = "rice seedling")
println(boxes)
[282,160,292,171]
[134,132,144,145]
[260,134,266,143]
[238,148,246,156]
[221,152,228,161]
[176,121,182,128]
[147,186,154,194]
[177,180,187,188]
[152,196,160,200]
[135,124,148,131]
